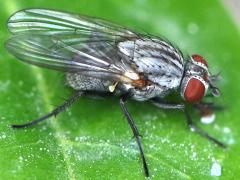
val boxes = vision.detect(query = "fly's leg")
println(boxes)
[184,109,226,148]
[152,99,226,148]
[119,94,149,177]
[11,91,83,128]
[83,91,113,99]
[151,99,185,110]
[193,102,224,116]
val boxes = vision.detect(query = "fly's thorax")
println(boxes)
[118,38,184,78]
[117,37,185,100]
[181,55,210,103]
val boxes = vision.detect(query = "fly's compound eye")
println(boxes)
[191,54,208,68]
[183,77,206,103]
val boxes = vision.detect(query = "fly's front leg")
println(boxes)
[119,94,149,177]
[193,102,224,116]
[184,109,226,148]
[151,99,226,148]
[151,98,185,110]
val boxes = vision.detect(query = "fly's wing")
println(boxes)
[6,9,139,83]
[7,8,136,37]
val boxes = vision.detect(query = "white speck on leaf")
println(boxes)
[211,162,221,176]
[0,133,6,139]
[223,127,230,133]
[19,156,23,161]
[190,127,196,132]
[201,113,215,124]
[190,151,197,160]
[222,127,235,144]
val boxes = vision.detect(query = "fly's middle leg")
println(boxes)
[119,93,149,177]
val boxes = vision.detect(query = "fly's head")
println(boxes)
[181,54,220,103]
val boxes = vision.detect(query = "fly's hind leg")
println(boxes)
[11,91,83,128]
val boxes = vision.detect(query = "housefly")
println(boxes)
[5,9,225,177]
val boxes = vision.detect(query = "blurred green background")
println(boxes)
[0,0,240,179]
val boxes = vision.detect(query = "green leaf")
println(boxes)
[0,0,239,179]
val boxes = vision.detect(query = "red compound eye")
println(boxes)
[192,54,208,67]
[184,78,205,103]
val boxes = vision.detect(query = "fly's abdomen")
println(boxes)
[66,73,112,92]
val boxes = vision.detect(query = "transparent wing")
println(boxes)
[6,34,135,82]
[7,8,136,38]
[6,9,139,82]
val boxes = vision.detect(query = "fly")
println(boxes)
[5,9,226,177]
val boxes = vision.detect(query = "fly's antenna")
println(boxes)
[209,71,221,82]
[208,72,221,97]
